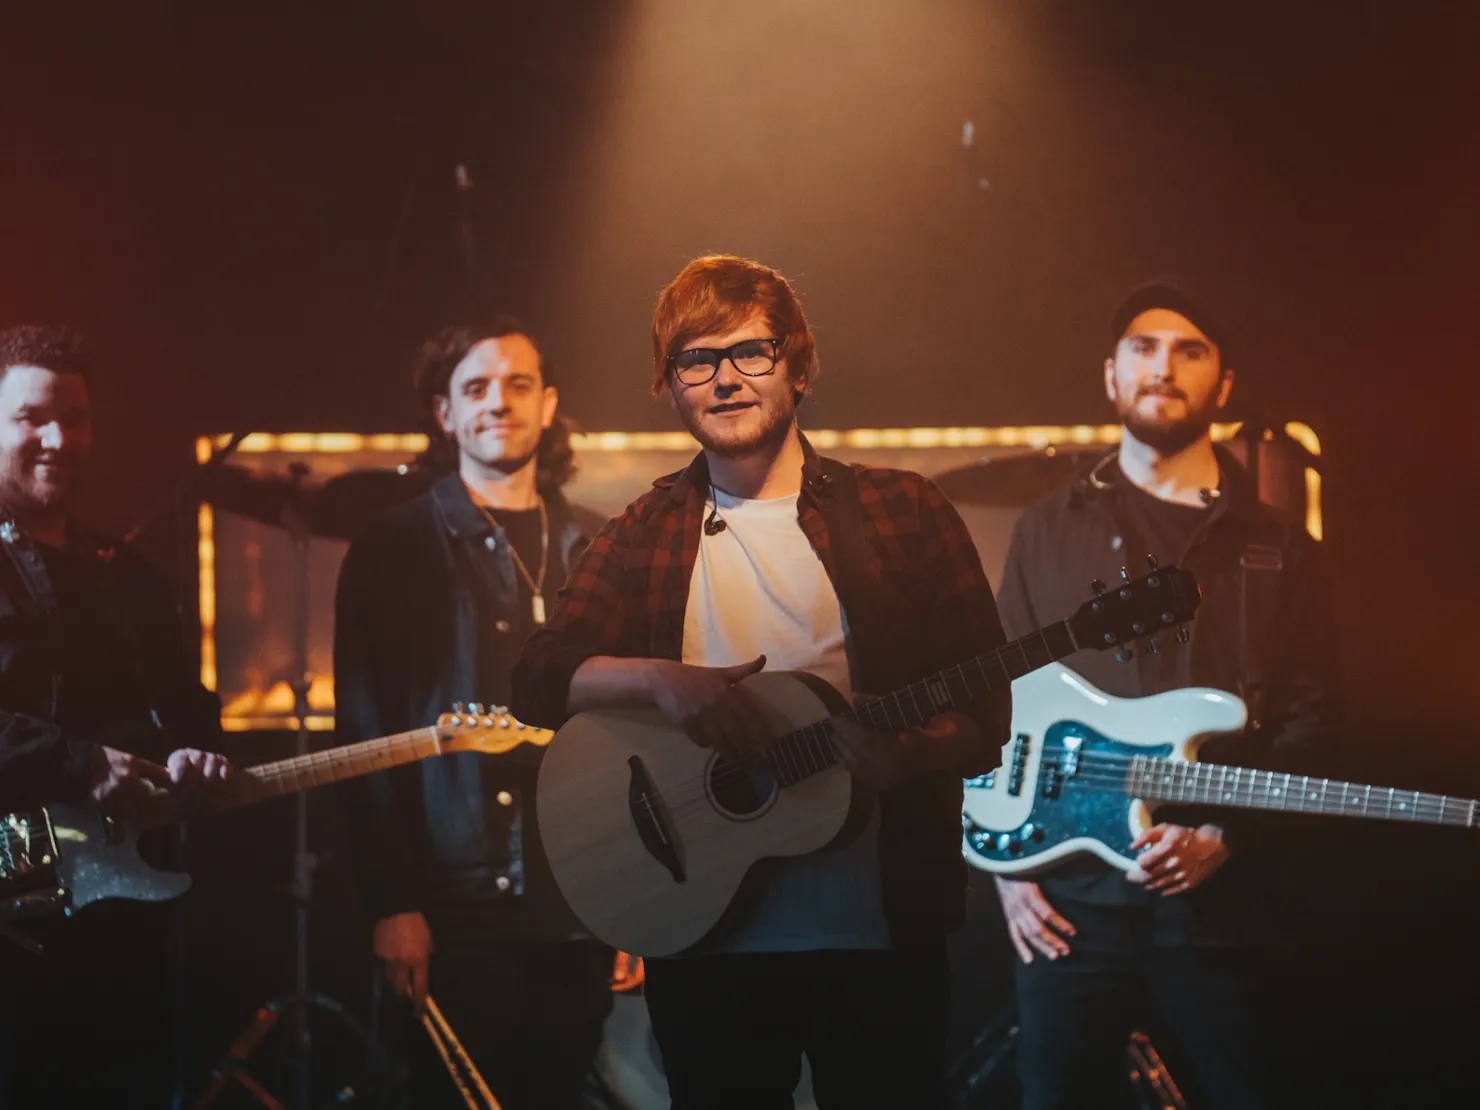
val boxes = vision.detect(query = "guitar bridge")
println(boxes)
[627,757,685,884]
[1,810,64,924]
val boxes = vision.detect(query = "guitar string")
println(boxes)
[1042,750,1468,820]
[621,632,1070,817]
[985,750,1469,823]
[1028,759,1468,822]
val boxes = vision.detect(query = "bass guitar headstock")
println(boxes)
[1067,557,1201,661]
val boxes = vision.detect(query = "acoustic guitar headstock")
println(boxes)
[1067,557,1201,662]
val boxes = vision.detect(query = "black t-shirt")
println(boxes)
[1111,480,1211,692]
[495,505,552,620]
[1112,480,1211,568]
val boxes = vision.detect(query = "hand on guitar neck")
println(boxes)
[87,745,235,826]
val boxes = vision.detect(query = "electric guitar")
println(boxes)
[0,705,551,923]
[536,563,1201,957]
[962,665,1478,875]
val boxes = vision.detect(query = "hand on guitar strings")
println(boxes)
[86,745,234,825]
[993,876,1076,963]
[1126,823,1230,896]
[648,655,775,758]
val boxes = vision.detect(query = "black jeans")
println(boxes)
[1014,899,1270,1110]
[381,940,613,1110]
[644,946,950,1110]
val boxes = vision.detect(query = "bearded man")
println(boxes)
[991,284,1340,1110]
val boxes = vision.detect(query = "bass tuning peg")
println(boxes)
[1115,646,1134,664]
[1145,554,1159,571]
[1091,578,1107,595]
[1176,625,1191,644]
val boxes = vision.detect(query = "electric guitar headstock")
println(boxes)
[435,703,554,754]
[1067,557,1201,661]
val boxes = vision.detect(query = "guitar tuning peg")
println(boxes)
[452,702,465,714]
[1091,578,1107,595]
[1119,566,1131,582]
[1145,554,1159,571]
[1116,646,1134,664]
[469,702,485,715]
[1146,636,1159,654]
[494,705,508,716]
[1176,625,1191,644]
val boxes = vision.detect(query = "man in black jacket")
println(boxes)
[334,318,611,1110]
[0,325,232,1108]
[993,285,1339,1110]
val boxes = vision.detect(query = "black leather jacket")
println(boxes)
[333,472,601,945]
[0,526,220,814]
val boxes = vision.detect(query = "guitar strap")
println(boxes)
[1238,542,1284,732]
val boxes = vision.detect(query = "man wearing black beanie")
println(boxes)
[991,283,1340,1109]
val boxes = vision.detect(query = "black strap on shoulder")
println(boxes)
[1239,542,1284,730]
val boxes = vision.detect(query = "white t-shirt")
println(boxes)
[681,488,892,952]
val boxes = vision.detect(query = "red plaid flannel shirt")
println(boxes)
[510,436,1009,765]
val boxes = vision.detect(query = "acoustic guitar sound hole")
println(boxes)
[706,755,778,820]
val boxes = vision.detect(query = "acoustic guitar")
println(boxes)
[536,561,1200,956]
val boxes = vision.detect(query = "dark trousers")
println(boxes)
[0,904,176,1109]
[1013,899,1270,1110]
[644,946,950,1110]
[382,940,612,1110]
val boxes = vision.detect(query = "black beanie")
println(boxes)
[1109,282,1230,365]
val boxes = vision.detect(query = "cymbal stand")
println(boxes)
[196,466,390,1110]
[286,464,315,1110]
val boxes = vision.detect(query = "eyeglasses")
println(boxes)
[666,338,782,387]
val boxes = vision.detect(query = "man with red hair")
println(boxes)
[512,255,1011,1109]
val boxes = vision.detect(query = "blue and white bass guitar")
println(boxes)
[963,664,1478,875]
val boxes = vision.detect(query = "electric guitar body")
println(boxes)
[962,663,1245,873]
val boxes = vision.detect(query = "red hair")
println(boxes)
[650,255,819,400]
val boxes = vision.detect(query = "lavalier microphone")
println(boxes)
[704,484,727,535]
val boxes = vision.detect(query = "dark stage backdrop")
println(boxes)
[2,2,1478,1103]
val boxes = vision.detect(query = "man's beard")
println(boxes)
[461,428,541,476]
[678,397,793,458]
[0,467,72,522]
[1119,388,1220,456]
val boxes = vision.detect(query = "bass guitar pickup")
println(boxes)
[1006,733,1031,796]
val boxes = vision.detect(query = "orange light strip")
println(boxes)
[197,503,217,692]
[197,421,1323,728]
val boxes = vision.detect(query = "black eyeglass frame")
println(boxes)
[665,337,784,387]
